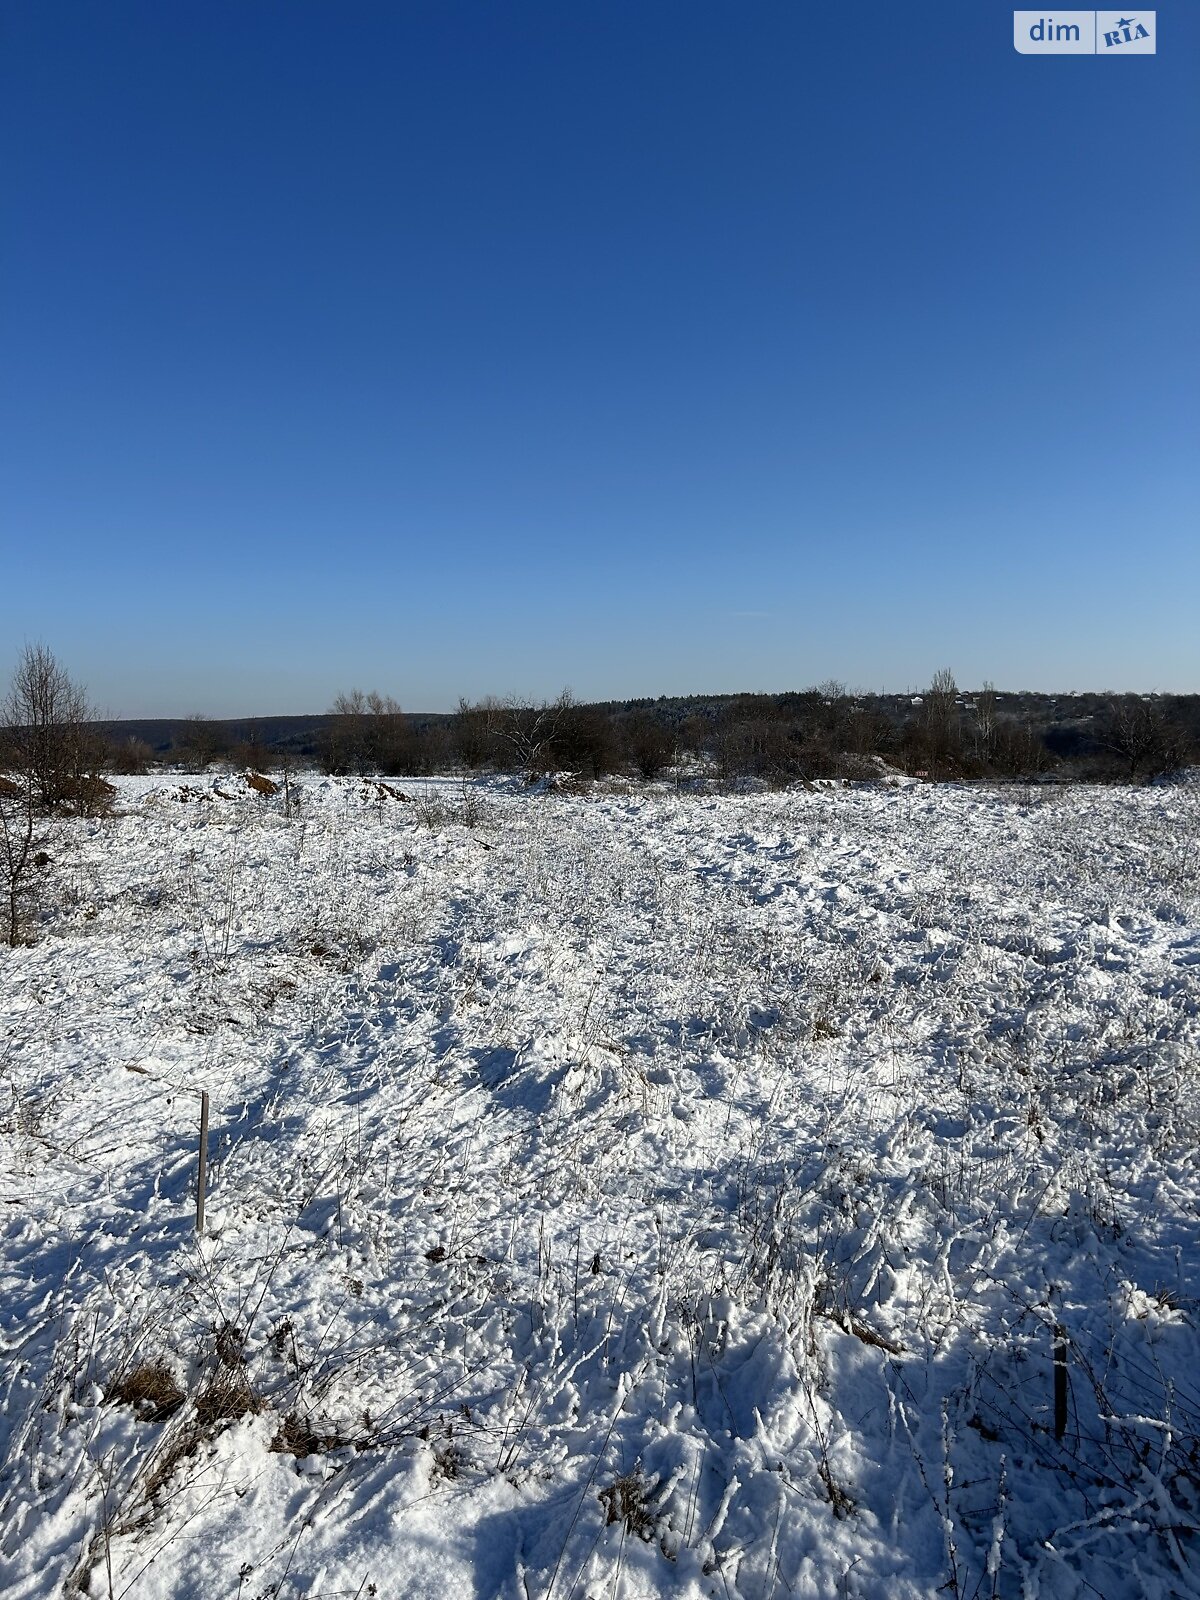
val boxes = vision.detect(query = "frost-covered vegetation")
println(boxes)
[1,773,1198,1599]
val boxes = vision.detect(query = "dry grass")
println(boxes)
[105,1362,185,1423]
[193,1366,262,1427]
[598,1467,657,1541]
[270,1412,347,1458]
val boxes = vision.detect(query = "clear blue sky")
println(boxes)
[2,2,1196,715]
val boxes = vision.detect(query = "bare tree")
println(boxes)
[812,679,855,759]
[362,691,408,771]
[323,689,409,773]
[0,770,40,945]
[924,667,957,727]
[488,690,577,781]
[974,681,998,763]
[922,667,960,770]
[322,689,367,773]
[2,644,101,812]
[0,645,112,938]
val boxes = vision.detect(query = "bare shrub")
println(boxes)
[276,747,302,817]
[173,713,229,772]
[107,734,155,774]
[715,710,797,784]
[454,697,498,769]
[410,720,454,773]
[555,700,620,780]
[990,718,1055,779]
[230,721,272,770]
[1101,694,1192,782]
[413,778,485,829]
[624,711,676,779]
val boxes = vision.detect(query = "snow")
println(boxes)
[2,772,1198,1599]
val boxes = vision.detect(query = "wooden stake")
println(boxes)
[1053,1323,1069,1440]
[196,1090,210,1234]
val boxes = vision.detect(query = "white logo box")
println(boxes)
[1013,11,1156,54]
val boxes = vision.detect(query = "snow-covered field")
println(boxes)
[1,773,1198,1600]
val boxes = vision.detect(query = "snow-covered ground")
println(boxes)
[1,773,1198,1600]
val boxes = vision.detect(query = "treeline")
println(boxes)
[7,649,1198,793]
[440,676,1196,786]
[128,674,1195,787]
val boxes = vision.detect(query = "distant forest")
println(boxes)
[99,677,1200,787]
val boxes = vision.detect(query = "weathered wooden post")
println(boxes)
[196,1090,210,1234]
[1053,1322,1069,1440]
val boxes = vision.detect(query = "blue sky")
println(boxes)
[2,2,1196,715]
